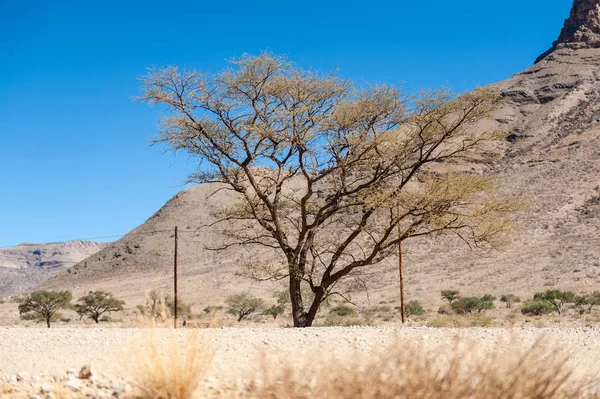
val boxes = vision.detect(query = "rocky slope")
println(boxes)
[0,241,108,294]
[40,0,600,310]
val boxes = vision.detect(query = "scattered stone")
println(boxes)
[64,377,81,391]
[40,382,54,393]
[78,365,93,379]
[16,371,30,382]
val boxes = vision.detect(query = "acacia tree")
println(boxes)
[140,53,518,327]
[18,290,72,328]
[533,290,575,315]
[226,293,266,322]
[73,291,125,323]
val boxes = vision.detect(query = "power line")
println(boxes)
[0,229,198,249]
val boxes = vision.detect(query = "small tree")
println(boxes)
[165,295,192,318]
[73,291,125,323]
[500,294,520,308]
[521,300,554,316]
[477,295,495,313]
[405,300,425,317]
[441,290,461,305]
[226,293,265,322]
[18,291,72,328]
[574,292,600,313]
[451,297,480,314]
[263,304,285,320]
[137,290,191,322]
[533,290,575,315]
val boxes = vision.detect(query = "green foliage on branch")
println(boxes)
[450,295,494,314]
[441,290,461,304]
[405,300,425,317]
[500,294,521,308]
[533,290,575,315]
[73,291,125,323]
[226,293,266,322]
[521,300,555,316]
[18,290,72,328]
[263,304,285,320]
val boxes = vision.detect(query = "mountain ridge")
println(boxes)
[0,240,109,295]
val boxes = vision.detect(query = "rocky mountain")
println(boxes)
[41,0,600,309]
[0,240,109,295]
[537,0,600,62]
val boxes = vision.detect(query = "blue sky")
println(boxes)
[0,0,571,246]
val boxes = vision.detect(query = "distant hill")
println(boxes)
[0,240,109,295]
[41,0,600,309]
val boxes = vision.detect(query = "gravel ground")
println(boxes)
[1,327,600,397]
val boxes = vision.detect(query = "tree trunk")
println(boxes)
[306,287,325,325]
[289,274,311,327]
[553,302,561,315]
[46,316,51,328]
[289,273,326,327]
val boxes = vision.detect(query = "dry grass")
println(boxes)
[129,332,214,399]
[242,338,599,399]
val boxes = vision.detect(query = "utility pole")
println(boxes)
[396,205,406,324]
[398,239,406,323]
[174,226,178,329]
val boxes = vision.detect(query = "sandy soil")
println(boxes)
[2,326,600,383]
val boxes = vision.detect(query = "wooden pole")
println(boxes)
[174,226,178,329]
[399,239,406,323]
[396,204,406,324]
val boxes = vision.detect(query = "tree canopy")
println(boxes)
[73,291,125,323]
[140,53,519,327]
[18,290,72,328]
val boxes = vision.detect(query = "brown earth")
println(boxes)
[1,327,600,398]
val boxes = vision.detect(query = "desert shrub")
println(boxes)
[329,305,356,317]
[533,290,575,315]
[137,291,191,323]
[441,290,461,304]
[263,304,285,320]
[426,315,494,328]
[18,290,72,328]
[170,299,192,319]
[404,300,425,317]
[73,291,125,323]
[10,295,26,303]
[521,299,554,316]
[451,297,480,314]
[574,292,600,313]
[477,295,495,312]
[226,293,265,322]
[437,304,453,315]
[131,332,213,399]
[451,296,494,314]
[500,294,521,308]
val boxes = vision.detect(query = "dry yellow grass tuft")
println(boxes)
[130,332,214,399]
[242,338,599,399]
